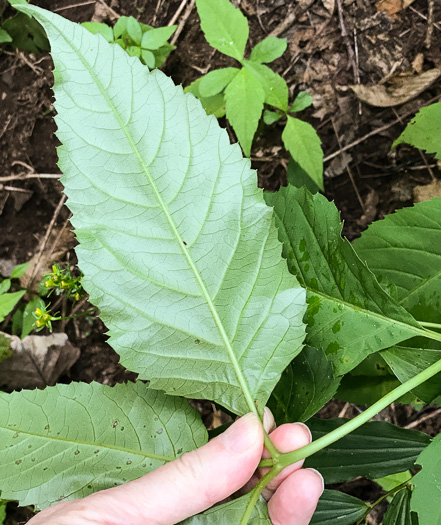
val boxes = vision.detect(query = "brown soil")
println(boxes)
[1,0,441,523]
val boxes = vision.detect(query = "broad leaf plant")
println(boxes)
[1,5,441,523]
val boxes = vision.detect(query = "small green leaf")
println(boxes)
[393,102,441,159]
[311,490,369,525]
[412,433,441,525]
[152,42,175,67]
[287,158,321,194]
[81,22,113,42]
[198,67,239,97]
[141,25,176,50]
[0,333,12,365]
[0,499,6,525]
[141,49,155,68]
[0,29,12,44]
[0,291,25,323]
[126,17,142,45]
[375,471,412,493]
[195,0,249,61]
[185,78,226,118]
[181,493,270,523]
[263,110,282,125]
[0,280,11,295]
[127,45,141,58]
[290,91,313,113]
[384,488,418,525]
[10,262,29,279]
[244,61,288,111]
[250,36,287,63]
[113,16,128,40]
[266,186,423,374]
[305,418,431,484]
[21,297,45,338]
[282,116,323,190]
[225,67,265,156]
[268,346,340,423]
[0,382,207,509]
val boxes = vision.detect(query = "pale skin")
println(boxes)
[29,409,324,525]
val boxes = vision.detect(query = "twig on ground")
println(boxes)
[54,0,96,12]
[0,185,33,193]
[331,118,365,211]
[425,0,435,48]
[338,402,351,418]
[152,0,166,24]
[97,0,120,20]
[0,173,61,183]
[170,0,195,46]
[269,12,296,37]
[28,194,67,287]
[0,116,12,141]
[168,0,188,27]
[409,4,441,32]
[405,407,441,429]
[335,0,356,78]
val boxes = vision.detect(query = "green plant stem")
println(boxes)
[61,308,98,321]
[419,321,441,330]
[239,466,282,525]
[355,478,412,525]
[258,356,441,470]
[420,327,441,343]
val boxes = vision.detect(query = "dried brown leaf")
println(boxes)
[350,69,441,107]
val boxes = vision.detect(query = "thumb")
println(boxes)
[88,412,264,525]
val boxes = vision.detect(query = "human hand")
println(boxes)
[28,410,323,525]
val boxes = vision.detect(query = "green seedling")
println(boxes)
[82,16,176,69]
[185,0,323,189]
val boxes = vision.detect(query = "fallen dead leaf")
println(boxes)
[413,180,441,202]
[350,69,441,107]
[0,331,80,390]
[376,0,416,16]
[412,53,424,73]
[321,0,335,14]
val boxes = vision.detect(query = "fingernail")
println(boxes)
[220,413,260,454]
[295,422,312,442]
[263,407,275,433]
[306,468,325,494]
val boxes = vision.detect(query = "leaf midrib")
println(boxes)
[46,18,257,414]
[0,425,174,462]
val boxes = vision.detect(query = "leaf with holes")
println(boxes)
[0,382,206,509]
[17,5,307,416]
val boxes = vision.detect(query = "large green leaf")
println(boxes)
[310,490,369,525]
[384,488,418,525]
[353,199,441,324]
[225,67,266,156]
[18,6,307,416]
[282,116,324,191]
[304,418,431,484]
[268,346,340,423]
[411,433,441,525]
[195,0,249,61]
[393,103,441,159]
[382,346,441,403]
[182,494,270,524]
[0,382,206,509]
[265,186,426,375]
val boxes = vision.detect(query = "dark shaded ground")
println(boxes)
[1,0,441,523]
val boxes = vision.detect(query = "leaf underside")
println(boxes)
[0,382,207,509]
[265,186,423,375]
[19,6,307,416]
[310,490,369,525]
